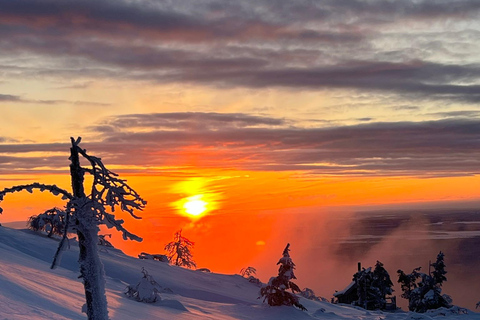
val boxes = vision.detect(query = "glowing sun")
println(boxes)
[183,195,208,217]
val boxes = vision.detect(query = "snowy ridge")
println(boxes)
[0,226,479,320]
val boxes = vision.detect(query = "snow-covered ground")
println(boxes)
[0,226,478,320]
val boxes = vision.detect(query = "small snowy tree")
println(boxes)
[259,243,306,311]
[371,261,394,308]
[125,268,161,303]
[0,137,146,320]
[28,207,68,238]
[240,266,257,278]
[354,267,374,309]
[397,252,451,312]
[431,251,447,286]
[350,261,394,310]
[397,267,421,301]
[301,288,322,302]
[164,229,196,269]
[138,252,169,262]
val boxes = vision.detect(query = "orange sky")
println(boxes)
[2,1,480,308]
[1,169,480,274]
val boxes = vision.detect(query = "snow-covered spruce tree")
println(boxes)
[125,268,161,303]
[371,261,394,308]
[0,137,146,320]
[259,243,306,311]
[354,267,374,309]
[397,252,451,312]
[28,207,68,238]
[431,251,447,287]
[351,261,393,310]
[164,229,196,269]
[397,267,421,302]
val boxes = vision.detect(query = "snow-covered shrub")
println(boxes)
[164,229,196,268]
[138,252,169,263]
[397,251,451,312]
[425,306,468,316]
[300,288,328,302]
[259,243,306,311]
[28,207,69,238]
[196,268,211,273]
[125,268,161,303]
[247,276,262,286]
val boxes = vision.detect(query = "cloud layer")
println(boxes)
[2,113,480,177]
[1,0,479,103]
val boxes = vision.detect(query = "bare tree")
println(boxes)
[0,137,146,320]
[164,229,196,269]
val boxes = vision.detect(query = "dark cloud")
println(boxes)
[1,0,478,103]
[177,60,480,102]
[0,93,110,107]
[427,110,480,119]
[2,113,480,177]
[0,94,21,102]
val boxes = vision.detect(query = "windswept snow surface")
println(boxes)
[0,226,479,320]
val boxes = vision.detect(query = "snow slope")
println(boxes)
[0,226,479,320]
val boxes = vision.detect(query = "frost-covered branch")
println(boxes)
[0,183,72,214]
[72,138,146,219]
[64,137,146,243]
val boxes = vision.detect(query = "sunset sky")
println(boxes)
[1,0,480,296]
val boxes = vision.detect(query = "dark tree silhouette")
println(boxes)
[0,137,146,320]
[260,243,306,311]
[431,251,447,286]
[164,229,196,269]
[397,252,451,312]
[371,260,394,309]
[240,266,257,278]
[397,267,421,301]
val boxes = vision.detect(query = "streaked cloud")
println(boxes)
[2,113,480,177]
[1,0,479,104]
[0,93,110,106]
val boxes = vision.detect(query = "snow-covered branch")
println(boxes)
[72,138,147,220]
[0,183,73,214]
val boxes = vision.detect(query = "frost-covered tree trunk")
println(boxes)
[1,137,146,320]
[70,142,108,320]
